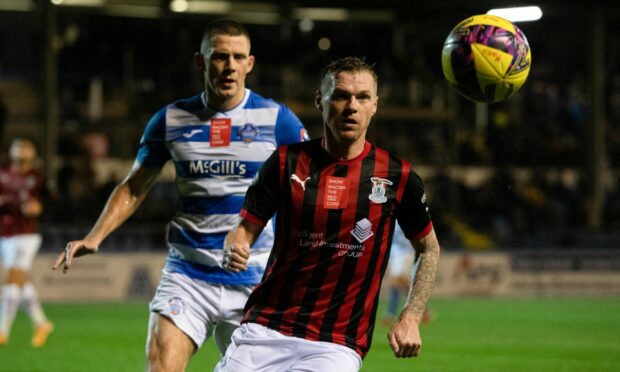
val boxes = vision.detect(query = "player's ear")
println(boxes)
[194,52,206,71]
[315,90,323,111]
[247,55,255,73]
[372,95,378,116]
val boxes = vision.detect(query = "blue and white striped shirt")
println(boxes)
[136,89,307,285]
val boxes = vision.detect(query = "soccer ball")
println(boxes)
[441,14,531,103]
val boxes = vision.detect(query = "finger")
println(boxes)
[236,245,250,259]
[387,332,399,356]
[403,344,414,358]
[227,260,247,272]
[52,251,66,270]
[396,344,407,358]
[230,251,249,263]
[401,343,420,358]
[412,343,421,357]
[64,244,73,273]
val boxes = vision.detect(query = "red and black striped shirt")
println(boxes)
[240,139,432,358]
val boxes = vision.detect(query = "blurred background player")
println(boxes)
[54,18,307,370]
[382,224,433,326]
[0,138,53,347]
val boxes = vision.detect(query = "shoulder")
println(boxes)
[371,143,413,170]
[153,94,203,120]
[170,93,204,111]
[145,94,202,131]
[245,90,283,110]
[284,138,320,152]
[276,139,321,162]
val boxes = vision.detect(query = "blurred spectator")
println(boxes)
[54,135,98,223]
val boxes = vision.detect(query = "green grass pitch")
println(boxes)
[2,298,619,371]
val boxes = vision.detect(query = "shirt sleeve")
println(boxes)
[274,104,309,146]
[396,168,433,241]
[240,149,281,226]
[135,107,171,168]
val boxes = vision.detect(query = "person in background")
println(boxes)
[0,138,53,347]
[54,18,307,370]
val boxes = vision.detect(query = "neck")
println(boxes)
[322,133,366,161]
[205,88,245,112]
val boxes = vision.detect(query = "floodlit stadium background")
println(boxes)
[0,1,619,371]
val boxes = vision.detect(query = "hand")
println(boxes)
[387,311,422,358]
[222,243,250,272]
[52,239,100,273]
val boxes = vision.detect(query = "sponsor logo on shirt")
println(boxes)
[188,160,247,176]
[298,230,366,258]
[183,129,204,138]
[290,174,310,191]
[350,218,374,243]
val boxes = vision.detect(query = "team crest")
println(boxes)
[238,123,259,143]
[168,297,185,316]
[369,177,393,204]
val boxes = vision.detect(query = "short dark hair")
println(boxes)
[319,57,378,92]
[201,18,251,52]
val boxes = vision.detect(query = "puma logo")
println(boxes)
[290,174,310,191]
[183,129,203,138]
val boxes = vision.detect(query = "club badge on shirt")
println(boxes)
[238,123,259,143]
[369,177,393,204]
[324,176,349,209]
[210,118,231,147]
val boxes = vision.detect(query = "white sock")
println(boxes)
[21,283,47,327]
[0,284,20,335]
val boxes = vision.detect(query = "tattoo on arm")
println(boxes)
[405,230,440,318]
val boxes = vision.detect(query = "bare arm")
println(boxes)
[53,163,162,272]
[388,228,440,358]
[222,219,265,272]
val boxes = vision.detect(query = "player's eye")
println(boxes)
[331,91,350,101]
[211,53,229,61]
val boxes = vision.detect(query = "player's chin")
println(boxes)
[216,86,236,95]
[337,130,361,143]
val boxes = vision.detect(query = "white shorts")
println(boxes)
[215,323,362,372]
[0,234,42,271]
[149,269,253,353]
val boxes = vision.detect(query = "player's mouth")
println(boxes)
[219,78,236,88]
[341,118,358,126]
